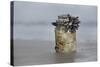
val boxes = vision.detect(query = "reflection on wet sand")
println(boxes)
[53,52,76,63]
[14,40,97,66]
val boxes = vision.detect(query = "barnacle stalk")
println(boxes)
[52,14,80,53]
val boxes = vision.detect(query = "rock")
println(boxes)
[52,14,80,53]
[55,29,76,53]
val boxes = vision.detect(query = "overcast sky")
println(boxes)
[14,1,97,24]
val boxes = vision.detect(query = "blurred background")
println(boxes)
[14,1,97,41]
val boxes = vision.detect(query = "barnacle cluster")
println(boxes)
[52,14,80,32]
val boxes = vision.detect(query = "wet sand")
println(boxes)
[14,39,97,66]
